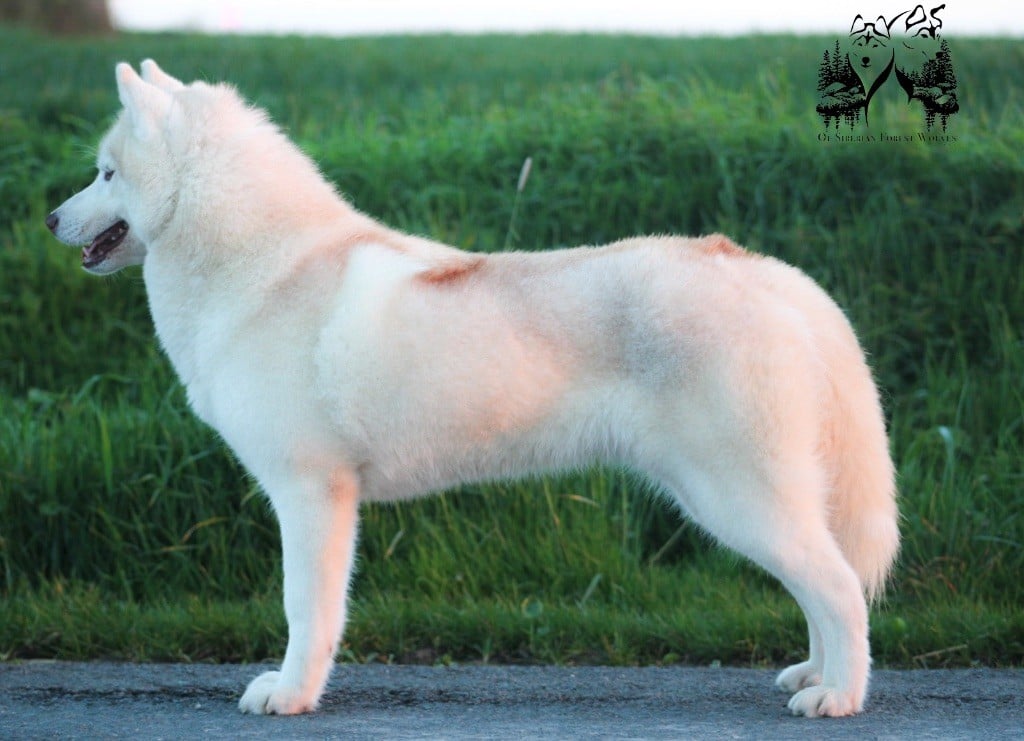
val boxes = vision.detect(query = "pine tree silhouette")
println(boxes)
[938,40,957,88]
[818,49,831,92]
[922,55,940,87]
[832,40,844,81]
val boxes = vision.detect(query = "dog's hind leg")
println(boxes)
[775,615,824,693]
[656,456,869,717]
[774,532,868,717]
[239,467,360,715]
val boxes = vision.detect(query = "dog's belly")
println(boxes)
[352,379,643,502]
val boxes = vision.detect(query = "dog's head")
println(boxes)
[49,60,338,277]
[46,60,189,275]
[848,14,893,73]
[893,4,946,76]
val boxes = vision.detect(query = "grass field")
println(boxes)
[1,27,1022,668]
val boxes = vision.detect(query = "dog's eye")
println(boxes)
[103,169,115,182]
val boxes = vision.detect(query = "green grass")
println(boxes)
[1,27,1023,668]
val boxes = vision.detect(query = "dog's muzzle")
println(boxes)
[47,213,130,270]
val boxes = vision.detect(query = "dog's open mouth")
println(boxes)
[83,220,129,269]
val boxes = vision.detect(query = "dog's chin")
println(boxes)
[83,245,146,274]
[83,253,130,276]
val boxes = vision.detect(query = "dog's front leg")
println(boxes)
[239,468,360,715]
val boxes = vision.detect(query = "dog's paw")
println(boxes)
[775,661,822,692]
[786,685,863,718]
[238,670,318,715]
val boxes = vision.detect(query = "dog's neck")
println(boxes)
[141,123,355,385]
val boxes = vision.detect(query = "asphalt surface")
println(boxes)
[1,662,1021,739]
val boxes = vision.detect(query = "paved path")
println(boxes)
[2,662,1022,739]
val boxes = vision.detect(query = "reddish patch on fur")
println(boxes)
[697,234,750,258]
[417,257,485,285]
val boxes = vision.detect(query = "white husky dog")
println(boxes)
[47,61,898,718]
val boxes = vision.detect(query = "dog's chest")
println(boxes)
[143,265,238,413]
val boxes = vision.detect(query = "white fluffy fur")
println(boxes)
[47,61,899,718]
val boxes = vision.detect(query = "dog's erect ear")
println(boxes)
[140,59,185,92]
[873,16,891,39]
[116,62,174,141]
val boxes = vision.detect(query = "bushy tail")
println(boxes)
[825,361,900,603]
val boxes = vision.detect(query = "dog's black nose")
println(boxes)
[45,212,59,232]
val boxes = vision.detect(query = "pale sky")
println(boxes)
[109,0,1024,36]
